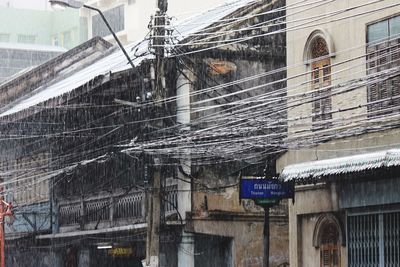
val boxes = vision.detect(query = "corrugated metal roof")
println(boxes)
[0,0,257,118]
[281,149,400,181]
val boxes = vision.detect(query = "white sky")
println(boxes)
[0,0,51,10]
[0,0,231,42]
[0,0,229,13]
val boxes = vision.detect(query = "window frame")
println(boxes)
[366,13,400,44]
[366,14,400,117]
[310,40,332,130]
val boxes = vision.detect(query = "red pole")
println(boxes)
[0,197,5,267]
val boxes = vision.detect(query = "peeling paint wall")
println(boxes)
[188,217,288,267]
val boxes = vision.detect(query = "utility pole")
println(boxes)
[263,206,270,267]
[263,157,276,267]
[146,0,168,266]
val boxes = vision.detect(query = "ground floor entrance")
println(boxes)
[348,210,400,267]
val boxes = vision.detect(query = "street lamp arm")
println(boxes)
[49,0,83,9]
[49,1,137,71]
[83,5,136,70]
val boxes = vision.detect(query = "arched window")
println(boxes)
[310,37,332,129]
[304,30,335,130]
[313,214,344,267]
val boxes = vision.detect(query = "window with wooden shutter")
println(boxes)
[310,37,332,130]
[367,15,400,117]
[321,248,330,267]
[320,222,341,267]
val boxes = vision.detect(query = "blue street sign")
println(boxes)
[240,179,294,200]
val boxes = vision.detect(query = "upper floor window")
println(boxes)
[310,36,332,130]
[17,34,36,44]
[51,34,59,46]
[92,5,124,38]
[0,33,10,42]
[61,31,72,48]
[366,15,400,117]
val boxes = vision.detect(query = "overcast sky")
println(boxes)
[0,0,227,13]
[0,0,51,10]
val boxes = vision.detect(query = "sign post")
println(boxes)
[239,177,294,267]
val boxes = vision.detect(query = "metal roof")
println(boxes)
[281,149,400,181]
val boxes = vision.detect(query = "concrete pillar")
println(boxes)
[176,71,192,221]
[176,71,191,130]
[288,202,300,267]
[178,232,195,267]
[176,71,195,267]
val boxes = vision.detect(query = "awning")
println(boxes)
[36,223,147,240]
[281,149,400,182]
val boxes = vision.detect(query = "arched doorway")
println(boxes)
[313,214,344,267]
[320,221,340,267]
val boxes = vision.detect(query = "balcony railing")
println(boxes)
[58,190,145,227]
[164,184,178,215]
[58,185,178,227]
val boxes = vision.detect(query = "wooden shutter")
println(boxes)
[321,247,331,267]
[321,244,341,267]
[311,58,332,129]
[367,37,400,117]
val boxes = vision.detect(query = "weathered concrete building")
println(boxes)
[0,30,153,267]
[0,0,290,266]
[121,0,290,266]
[277,1,400,266]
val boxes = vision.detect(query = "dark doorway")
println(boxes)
[194,234,232,267]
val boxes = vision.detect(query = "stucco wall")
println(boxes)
[277,127,400,172]
[288,183,346,267]
[189,218,289,267]
[285,0,400,140]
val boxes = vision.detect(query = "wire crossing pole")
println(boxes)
[146,0,168,266]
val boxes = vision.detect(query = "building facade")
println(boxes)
[137,0,289,266]
[277,1,400,266]
[0,1,291,266]
[0,5,87,82]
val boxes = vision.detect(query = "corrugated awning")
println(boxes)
[281,149,400,181]
[36,223,147,240]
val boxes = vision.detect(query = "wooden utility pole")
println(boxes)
[145,0,168,266]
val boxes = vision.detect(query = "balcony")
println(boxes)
[58,185,178,232]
